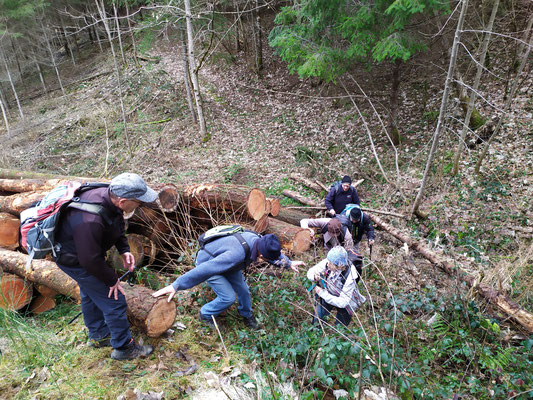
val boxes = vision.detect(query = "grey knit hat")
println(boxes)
[327,246,349,266]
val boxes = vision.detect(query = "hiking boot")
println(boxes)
[88,336,112,348]
[198,312,216,328]
[243,315,259,329]
[110,339,153,361]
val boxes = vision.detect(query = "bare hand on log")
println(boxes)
[121,252,135,272]
[289,260,306,273]
[109,279,127,300]
[152,285,177,303]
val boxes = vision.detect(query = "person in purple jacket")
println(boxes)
[324,175,360,216]
[152,233,305,329]
[55,173,157,361]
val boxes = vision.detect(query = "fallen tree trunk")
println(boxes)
[289,174,324,194]
[264,217,311,254]
[0,272,33,310]
[368,214,533,334]
[0,178,64,193]
[0,169,99,182]
[0,212,20,250]
[0,191,47,215]
[282,189,320,207]
[275,207,315,227]
[0,249,176,336]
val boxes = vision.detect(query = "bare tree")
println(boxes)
[1,50,24,120]
[475,14,533,174]
[180,29,197,124]
[95,0,131,154]
[184,0,208,140]
[412,0,469,216]
[41,20,66,97]
[0,86,10,137]
[113,2,126,64]
[452,0,500,175]
[124,0,139,67]
[253,0,263,73]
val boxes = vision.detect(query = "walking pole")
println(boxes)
[56,270,133,335]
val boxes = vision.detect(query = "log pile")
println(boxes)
[0,172,310,335]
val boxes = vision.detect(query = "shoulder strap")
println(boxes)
[66,201,113,225]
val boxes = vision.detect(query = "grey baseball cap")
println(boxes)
[109,173,158,203]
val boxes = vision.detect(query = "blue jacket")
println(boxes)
[324,184,360,214]
[171,232,292,291]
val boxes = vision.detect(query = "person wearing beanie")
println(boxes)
[153,230,306,330]
[54,172,157,361]
[300,216,355,252]
[324,175,360,216]
[307,246,366,327]
[348,206,375,251]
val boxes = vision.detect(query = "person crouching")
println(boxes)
[307,246,366,327]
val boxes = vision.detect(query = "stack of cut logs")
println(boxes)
[0,172,313,337]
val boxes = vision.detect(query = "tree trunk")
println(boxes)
[367,214,533,334]
[0,273,33,310]
[0,178,63,193]
[0,169,98,182]
[0,249,176,337]
[289,174,324,194]
[0,212,20,250]
[0,88,10,138]
[1,52,24,120]
[411,0,469,215]
[42,21,66,97]
[114,2,126,64]
[29,295,56,314]
[0,190,47,215]
[35,60,48,94]
[452,0,499,175]
[475,14,533,174]
[180,29,197,124]
[274,207,314,227]
[124,0,139,67]
[264,217,311,254]
[59,16,75,65]
[96,0,132,155]
[253,0,263,73]
[282,189,320,207]
[184,0,208,140]
[388,60,402,145]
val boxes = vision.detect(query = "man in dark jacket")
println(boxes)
[324,175,360,216]
[55,173,157,360]
[152,233,305,329]
[347,207,375,251]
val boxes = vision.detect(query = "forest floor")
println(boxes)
[0,24,532,400]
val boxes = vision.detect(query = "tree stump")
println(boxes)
[0,273,33,310]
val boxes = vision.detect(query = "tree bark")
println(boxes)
[0,249,176,337]
[0,178,63,193]
[282,189,320,207]
[0,273,33,310]
[388,60,402,145]
[180,28,197,123]
[253,0,263,73]
[0,212,20,250]
[289,174,324,194]
[411,0,469,215]
[274,207,315,227]
[184,0,208,140]
[0,191,47,215]
[368,214,533,334]
[264,217,311,254]
[0,87,10,138]
[452,0,499,175]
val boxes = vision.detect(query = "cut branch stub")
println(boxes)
[0,273,33,310]
[246,188,267,221]
[0,212,20,250]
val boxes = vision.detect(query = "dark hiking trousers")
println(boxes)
[58,264,132,349]
[313,297,352,327]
